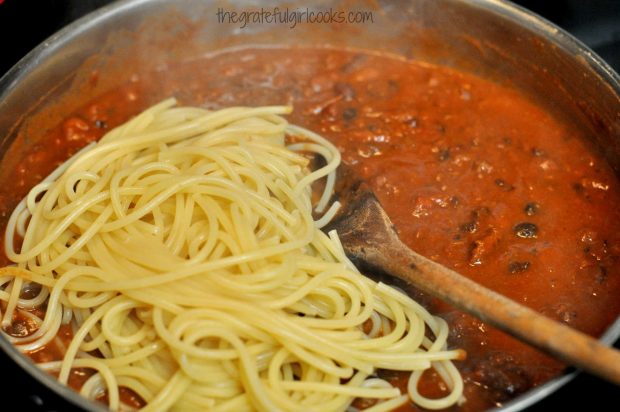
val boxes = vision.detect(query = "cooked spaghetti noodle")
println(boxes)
[0,99,464,411]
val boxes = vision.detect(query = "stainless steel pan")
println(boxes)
[0,1,618,410]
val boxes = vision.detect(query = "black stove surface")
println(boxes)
[0,0,619,411]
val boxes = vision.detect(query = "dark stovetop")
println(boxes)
[0,0,619,411]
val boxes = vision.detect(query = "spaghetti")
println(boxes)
[0,99,464,411]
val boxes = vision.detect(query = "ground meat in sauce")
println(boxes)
[2,47,620,412]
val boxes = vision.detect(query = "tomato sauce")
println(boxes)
[2,47,620,411]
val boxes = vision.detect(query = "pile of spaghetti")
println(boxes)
[0,99,463,411]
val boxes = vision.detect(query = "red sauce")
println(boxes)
[2,47,620,411]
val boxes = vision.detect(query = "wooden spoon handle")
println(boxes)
[372,238,620,385]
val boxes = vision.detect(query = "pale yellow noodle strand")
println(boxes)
[0,101,463,412]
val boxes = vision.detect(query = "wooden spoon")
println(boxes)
[324,169,620,386]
